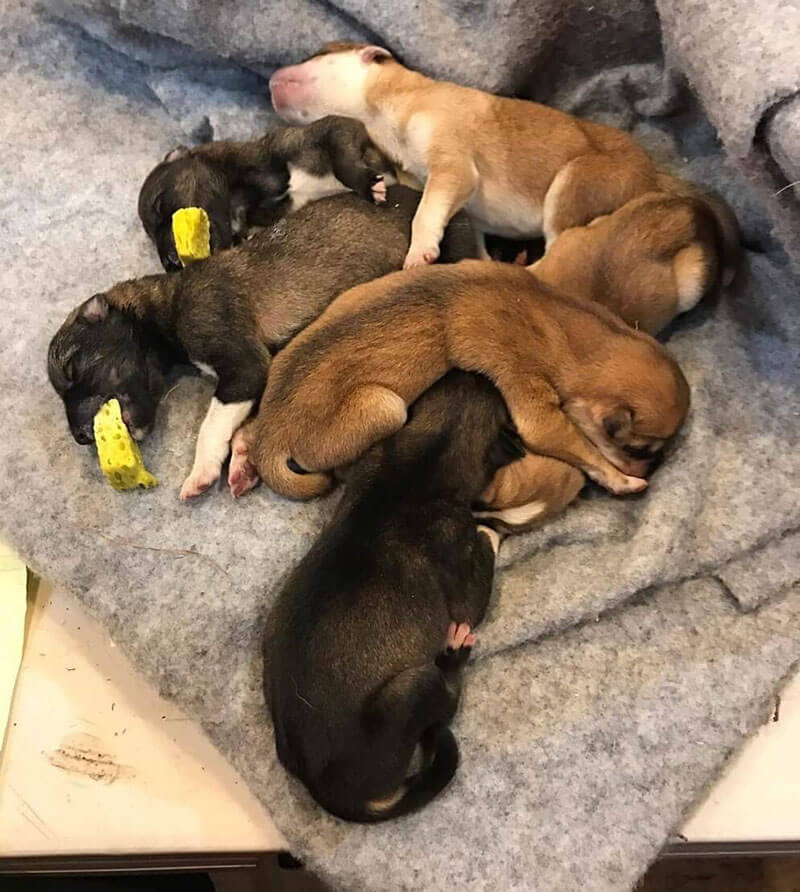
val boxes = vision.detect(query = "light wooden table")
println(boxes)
[0,574,798,882]
[0,578,288,884]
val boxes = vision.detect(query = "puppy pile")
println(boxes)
[47,43,739,823]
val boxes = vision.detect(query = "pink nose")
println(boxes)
[269,64,305,90]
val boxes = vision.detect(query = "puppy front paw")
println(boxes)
[403,241,440,269]
[179,462,221,501]
[601,471,648,495]
[370,174,387,204]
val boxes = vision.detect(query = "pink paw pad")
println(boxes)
[446,621,476,651]
[228,431,260,498]
[371,175,387,203]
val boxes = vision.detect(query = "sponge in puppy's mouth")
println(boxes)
[93,399,158,492]
[172,207,211,266]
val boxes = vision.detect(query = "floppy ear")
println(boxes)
[80,294,109,323]
[164,144,189,163]
[360,45,392,64]
[602,405,633,440]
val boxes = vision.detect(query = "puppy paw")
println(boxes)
[447,621,477,651]
[228,440,261,499]
[403,241,440,269]
[609,473,648,495]
[617,457,651,478]
[370,174,387,204]
[436,623,477,674]
[179,463,220,501]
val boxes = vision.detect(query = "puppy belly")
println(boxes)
[466,183,544,239]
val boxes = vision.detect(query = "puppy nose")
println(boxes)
[162,249,182,272]
[73,426,94,445]
[269,65,300,89]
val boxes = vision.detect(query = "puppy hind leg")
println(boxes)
[474,453,585,532]
[228,419,261,498]
[291,384,407,471]
[542,154,655,247]
[445,530,497,630]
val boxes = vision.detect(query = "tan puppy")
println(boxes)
[474,187,739,530]
[269,42,664,268]
[243,261,689,501]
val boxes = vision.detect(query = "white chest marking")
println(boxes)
[287,164,348,211]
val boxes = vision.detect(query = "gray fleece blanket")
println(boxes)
[2,2,799,889]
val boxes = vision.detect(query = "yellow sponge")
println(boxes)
[93,399,158,491]
[172,207,211,266]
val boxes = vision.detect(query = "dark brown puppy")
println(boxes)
[138,115,393,271]
[476,186,739,530]
[264,371,520,822]
[245,261,690,500]
[48,186,475,499]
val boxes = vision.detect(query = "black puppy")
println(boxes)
[138,115,393,271]
[48,186,476,499]
[263,371,524,822]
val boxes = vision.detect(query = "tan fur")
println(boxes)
[249,262,690,501]
[271,45,663,267]
[482,190,731,526]
[363,61,660,266]
[477,452,585,529]
[531,191,724,334]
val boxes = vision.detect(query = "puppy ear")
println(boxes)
[80,294,109,323]
[602,405,633,440]
[164,144,189,163]
[360,45,392,64]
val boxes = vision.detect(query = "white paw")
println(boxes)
[403,241,440,269]
[371,176,387,204]
[179,462,221,501]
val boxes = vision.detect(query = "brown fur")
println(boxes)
[475,186,738,529]
[247,261,690,501]
[270,45,665,267]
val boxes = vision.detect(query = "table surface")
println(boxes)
[0,577,796,857]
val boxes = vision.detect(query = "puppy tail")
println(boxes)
[255,447,335,500]
[361,724,460,823]
[657,173,742,288]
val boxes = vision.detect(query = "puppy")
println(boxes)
[264,371,521,822]
[138,115,394,271]
[475,187,740,531]
[244,261,690,501]
[269,43,666,268]
[48,186,476,499]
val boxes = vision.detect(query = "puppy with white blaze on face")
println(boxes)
[269,41,666,269]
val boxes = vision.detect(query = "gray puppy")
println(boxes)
[138,115,393,271]
[48,186,476,499]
